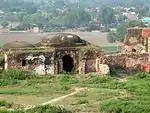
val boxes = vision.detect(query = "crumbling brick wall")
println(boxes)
[7,51,55,75]
[104,53,149,73]
[104,54,126,69]
[79,47,104,74]
[122,28,150,54]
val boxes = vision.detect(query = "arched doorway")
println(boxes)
[62,55,74,72]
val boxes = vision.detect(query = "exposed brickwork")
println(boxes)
[0,31,150,75]
[104,53,149,73]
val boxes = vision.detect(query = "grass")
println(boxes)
[0,71,150,113]
[101,45,121,53]
[0,105,72,113]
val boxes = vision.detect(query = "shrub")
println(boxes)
[26,105,72,113]
[0,70,36,80]
[100,99,150,113]
[0,79,18,86]
[61,85,70,91]
[0,100,13,108]
[0,110,24,113]
[0,105,71,113]
[59,75,79,85]
[133,72,150,80]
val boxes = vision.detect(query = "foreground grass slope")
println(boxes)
[0,70,150,113]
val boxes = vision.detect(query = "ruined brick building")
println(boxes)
[0,28,150,75]
[105,28,150,73]
[0,33,104,75]
[121,28,150,53]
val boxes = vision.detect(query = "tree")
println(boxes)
[107,31,117,43]
[61,8,91,28]
[98,6,116,29]
[53,0,66,8]
[12,22,31,30]
[29,13,48,29]
[23,2,37,14]
[107,21,147,43]
[117,15,128,23]
[1,21,9,28]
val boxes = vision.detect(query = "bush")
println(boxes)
[0,110,24,113]
[107,31,117,43]
[59,75,79,85]
[0,100,13,108]
[26,105,72,113]
[100,99,150,113]
[133,72,150,80]
[0,79,18,86]
[0,70,36,80]
[0,105,71,113]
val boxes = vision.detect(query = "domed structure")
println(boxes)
[2,41,34,49]
[1,33,104,75]
[35,33,90,47]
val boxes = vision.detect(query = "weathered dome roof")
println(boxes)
[2,41,34,49]
[36,33,90,47]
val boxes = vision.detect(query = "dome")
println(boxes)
[2,41,34,49]
[35,33,90,47]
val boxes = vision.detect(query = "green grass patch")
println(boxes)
[101,45,121,53]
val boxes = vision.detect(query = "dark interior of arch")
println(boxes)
[62,55,74,72]
[132,48,136,52]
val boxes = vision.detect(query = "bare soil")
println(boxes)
[0,32,112,46]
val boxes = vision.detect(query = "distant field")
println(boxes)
[0,32,109,45]
[0,32,121,53]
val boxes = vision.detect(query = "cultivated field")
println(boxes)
[0,70,150,113]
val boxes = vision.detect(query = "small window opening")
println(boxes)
[22,59,27,66]
[132,49,136,52]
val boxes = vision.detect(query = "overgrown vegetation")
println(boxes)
[0,105,71,113]
[0,71,150,113]
[100,72,150,113]
[26,105,72,113]
[0,100,13,108]
[0,70,36,80]
[0,70,36,86]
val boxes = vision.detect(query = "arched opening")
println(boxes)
[62,55,74,72]
[22,59,27,66]
[132,48,136,52]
